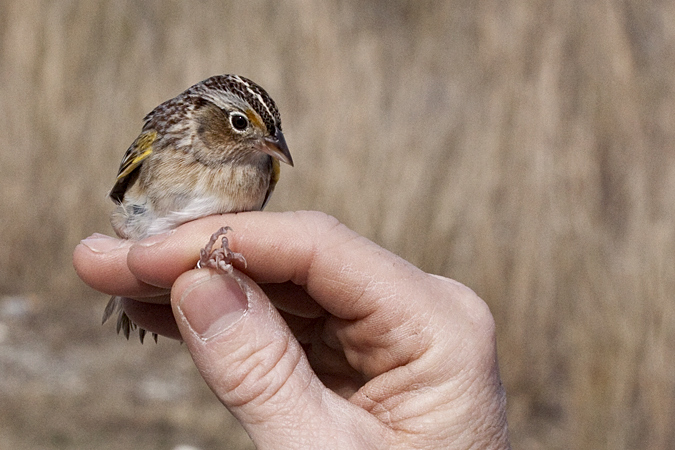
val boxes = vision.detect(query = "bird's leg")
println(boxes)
[197,226,247,273]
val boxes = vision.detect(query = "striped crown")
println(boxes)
[192,74,282,136]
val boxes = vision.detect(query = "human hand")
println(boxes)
[74,211,510,449]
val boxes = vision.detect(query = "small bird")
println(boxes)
[103,74,293,342]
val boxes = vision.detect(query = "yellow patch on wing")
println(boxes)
[116,130,157,180]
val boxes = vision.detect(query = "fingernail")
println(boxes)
[136,230,175,247]
[80,234,131,253]
[179,273,249,340]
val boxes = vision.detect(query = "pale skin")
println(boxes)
[73,211,510,449]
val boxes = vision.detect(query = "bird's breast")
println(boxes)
[143,194,261,237]
[111,158,271,239]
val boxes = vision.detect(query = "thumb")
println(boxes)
[170,270,370,448]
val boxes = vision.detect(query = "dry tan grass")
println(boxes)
[1,1,673,448]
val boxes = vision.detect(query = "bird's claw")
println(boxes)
[197,226,247,273]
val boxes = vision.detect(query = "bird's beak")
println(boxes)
[262,129,293,167]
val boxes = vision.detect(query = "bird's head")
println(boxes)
[151,74,293,168]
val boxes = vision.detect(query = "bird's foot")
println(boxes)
[196,226,247,273]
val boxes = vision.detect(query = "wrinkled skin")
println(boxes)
[74,211,510,449]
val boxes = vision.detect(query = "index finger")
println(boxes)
[127,211,435,320]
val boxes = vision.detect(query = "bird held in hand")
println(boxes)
[103,74,293,342]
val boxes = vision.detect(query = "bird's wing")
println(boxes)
[109,130,157,203]
[260,158,281,210]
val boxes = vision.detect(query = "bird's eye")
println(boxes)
[230,113,249,131]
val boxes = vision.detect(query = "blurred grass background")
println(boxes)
[0,0,673,448]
